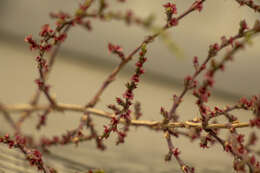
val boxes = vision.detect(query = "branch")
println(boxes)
[0,103,250,130]
[235,0,260,13]
[86,0,207,107]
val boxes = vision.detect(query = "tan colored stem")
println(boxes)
[1,103,250,130]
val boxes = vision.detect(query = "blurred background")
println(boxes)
[0,0,259,173]
[1,0,260,96]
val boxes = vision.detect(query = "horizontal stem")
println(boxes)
[1,103,250,130]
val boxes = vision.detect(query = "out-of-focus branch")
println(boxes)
[235,0,260,13]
